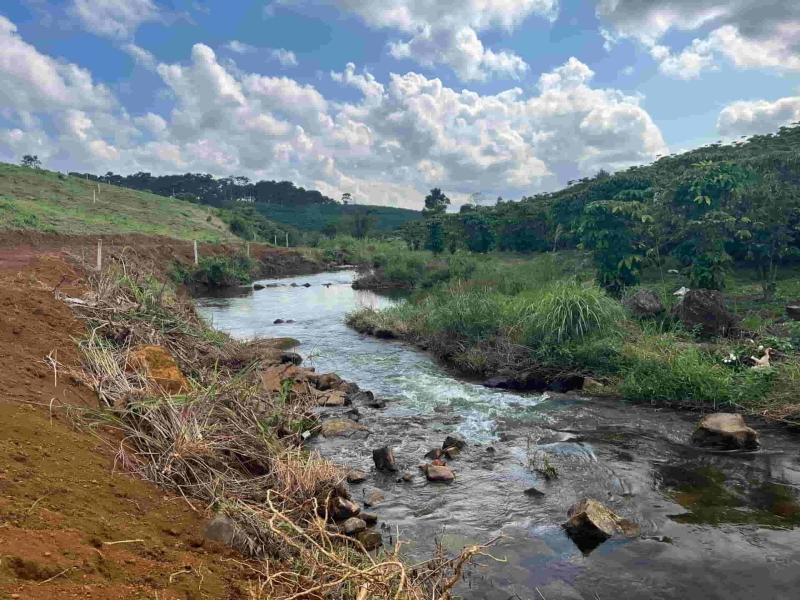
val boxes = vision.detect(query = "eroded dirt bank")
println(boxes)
[0,247,267,599]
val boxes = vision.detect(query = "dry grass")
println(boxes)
[51,254,498,599]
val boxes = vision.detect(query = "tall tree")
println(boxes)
[20,155,41,169]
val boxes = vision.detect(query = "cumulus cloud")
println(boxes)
[270,48,299,67]
[70,0,160,40]
[326,0,557,81]
[122,43,157,69]
[717,97,800,137]
[596,0,800,77]
[0,16,114,113]
[225,40,256,54]
[0,16,667,209]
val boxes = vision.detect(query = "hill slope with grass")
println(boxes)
[0,163,238,242]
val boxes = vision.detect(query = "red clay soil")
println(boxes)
[0,245,264,599]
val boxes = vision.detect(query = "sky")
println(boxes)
[1,1,799,210]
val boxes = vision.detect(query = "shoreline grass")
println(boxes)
[348,251,800,424]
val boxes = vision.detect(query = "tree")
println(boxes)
[462,212,496,253]
[425,218,446,253]
[423,188,450,217]
[21,155,41,169]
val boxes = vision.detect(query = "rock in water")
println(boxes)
[524,487,545,497]
[373,446,397,471]
[203,513,236,545]
[425,465,455,482]
[321,419,367,437]
[346,470,367,484]
[562,499,639,553]
[364,488,385,507]
[361,512,378,524]
[279,351,303,365]
[442,435,466,450]
[273,319,284,324]
[691,413,760,450]
[330,497,360,520]
[343,517,367,535]
[671,289,734,336]
[253,283,265,290]
[356,530,382,550]
[623,290,665,317]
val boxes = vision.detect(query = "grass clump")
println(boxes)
[170,254,254,287]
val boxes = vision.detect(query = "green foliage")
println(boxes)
[462,213,496,253]
[170,254,254,287]
[20,154,41,169]
[423,188,450,217]
[426,219,446,253]
[579,199,652,295]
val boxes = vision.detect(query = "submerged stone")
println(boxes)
[691,413,760,450]
[356,529,382,550]
[346,470,367,484]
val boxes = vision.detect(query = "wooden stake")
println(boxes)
[93,190,96,204]
[96,239,102,270]
[193,240,198,265]
[246,242,250,258]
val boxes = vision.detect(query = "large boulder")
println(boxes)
[671,289,735,336]
[623,290,665,317]
[691,413,760,450]
[372,446,397,471]
[128,345,189,394]
[562,499,639,552]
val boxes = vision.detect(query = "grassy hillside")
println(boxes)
[255,202,422,233]
[0,163,238,242]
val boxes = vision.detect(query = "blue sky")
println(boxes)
[1,0,798,209]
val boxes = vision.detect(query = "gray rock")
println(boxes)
[356,529,382,550]
[442,435,466,450]
[203,513,236,545]
[361,512,378,524]
[524,487,545,497]
[273,319,284,324]
[330,497,360,520]
[562,499,639,552]
[346,470,367,484]
[691,413,760,450]
[373,446,397,471]
[280,351,303,365]
[364,488,385,508]
[253,283,265,291]
[623,290,665,317]
[343,517,367,535]
[671,289,735,336]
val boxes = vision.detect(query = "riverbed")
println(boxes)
[196,269,800,600]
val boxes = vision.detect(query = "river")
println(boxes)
[195,269,800,600]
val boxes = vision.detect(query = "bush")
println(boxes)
[171,254,254,287]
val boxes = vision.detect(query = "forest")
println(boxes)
[400,123,800,301]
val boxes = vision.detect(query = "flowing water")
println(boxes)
[196,270,800,600]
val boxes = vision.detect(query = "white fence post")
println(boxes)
[194,240,199,265]
[96,240,102,270]
[246,242,250,258]
[285,232,288,248]
[93,190,96,204]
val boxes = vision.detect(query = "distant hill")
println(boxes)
[0,163,237,242]
[255,203,423,234]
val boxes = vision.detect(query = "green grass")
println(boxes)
[0,163,237,242]
[346,249,800,417]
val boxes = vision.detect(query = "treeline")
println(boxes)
[403,123,800,299]
[67,171,336,208]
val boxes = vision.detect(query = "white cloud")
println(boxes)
[0,17,667,209]
[122,43,156,69]
[717,96,800,137]
[621,65,635,75]
[0,16,115,113]
[596,1,800,77]
[326,0,557,81]
[270,48,298,67]
[225,40,256,54]
[70,0,160,40]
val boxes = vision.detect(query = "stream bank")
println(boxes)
[196,269,800,600]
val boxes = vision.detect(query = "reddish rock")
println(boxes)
[691,413,760,450]
[425,465,455,482]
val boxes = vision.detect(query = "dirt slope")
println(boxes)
[0,247,261,599]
